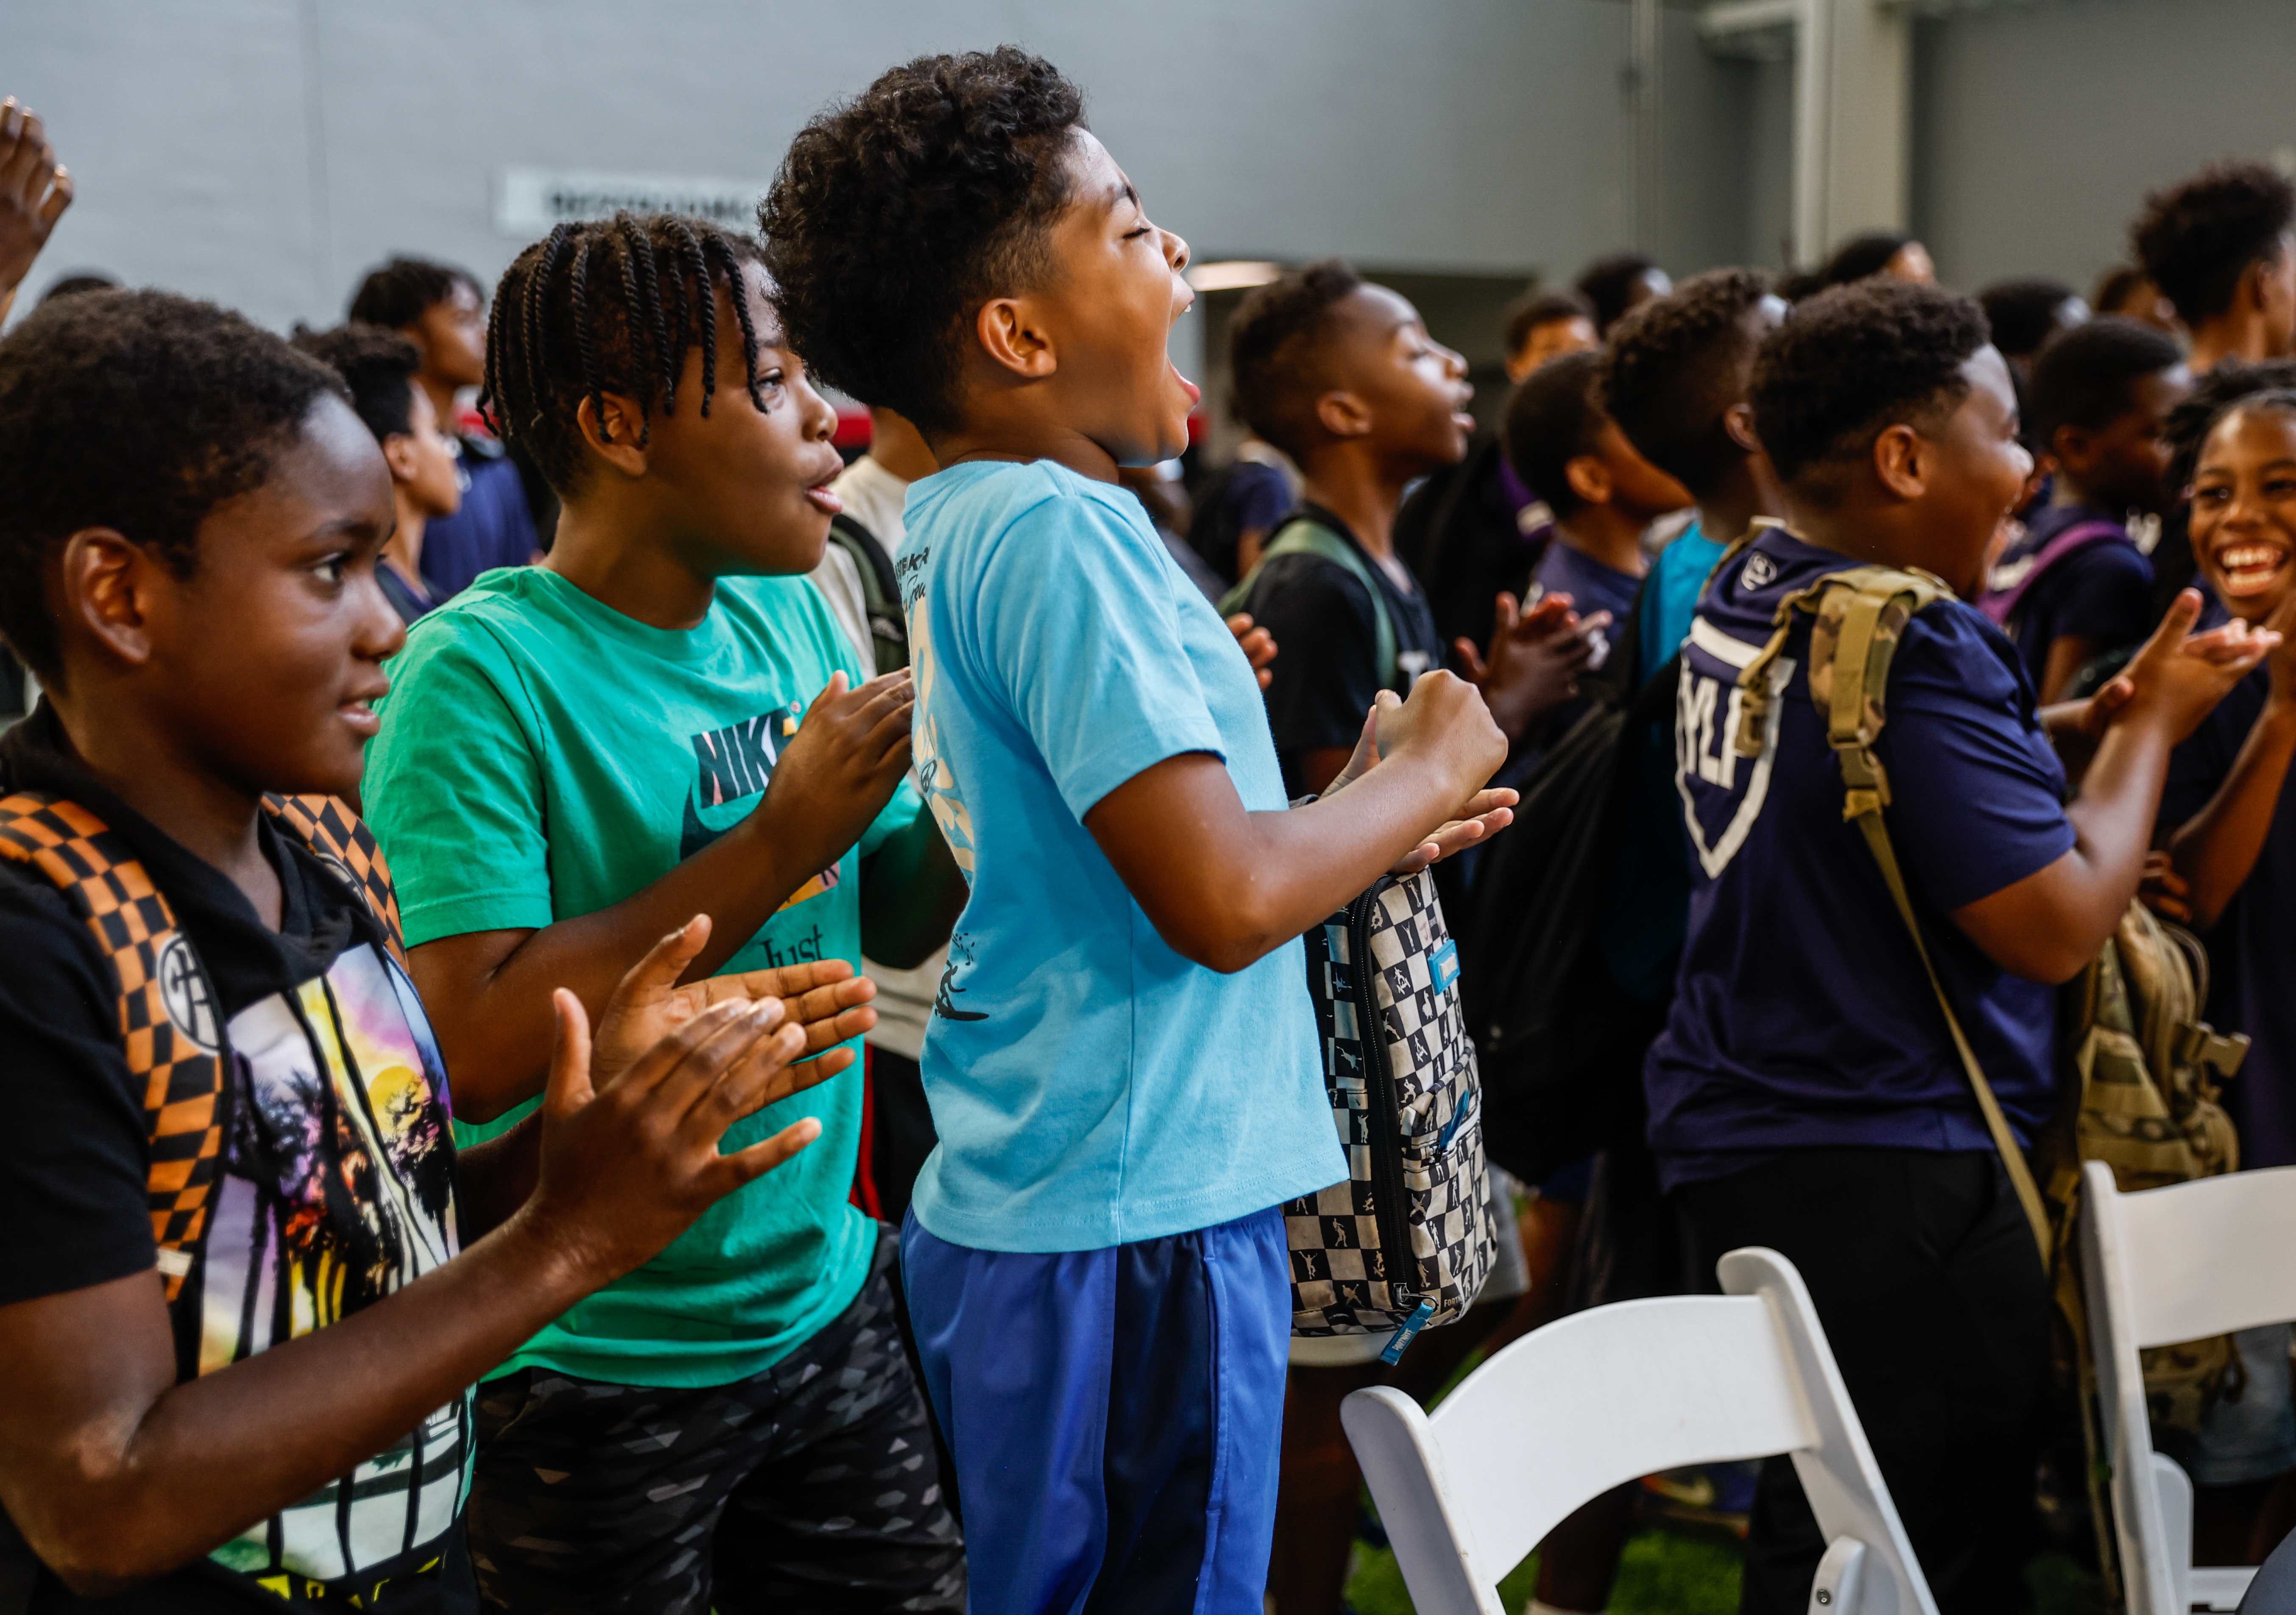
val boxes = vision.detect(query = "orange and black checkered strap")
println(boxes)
[262,794,409,971]
[0,792,226,1303]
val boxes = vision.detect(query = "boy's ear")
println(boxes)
[575,393,652,479]
[1312,389,1373,442]
[1872,421,1928,500]
[59,528,159,669]
[2050,421,2093,477]
[974,297,1058,380]
[1563,453,1613,508]
[380,432,421,486]
[1723,401,1762,456]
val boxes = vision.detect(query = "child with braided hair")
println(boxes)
[362,212,967,1614]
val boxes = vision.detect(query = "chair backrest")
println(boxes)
[2080,1161,2296,1615]
[1342,1247,1936,1615]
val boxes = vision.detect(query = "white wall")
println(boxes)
[8,0,1752,337]
[1912,0,2296,296]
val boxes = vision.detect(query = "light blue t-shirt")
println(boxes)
[897,459,1346,1252]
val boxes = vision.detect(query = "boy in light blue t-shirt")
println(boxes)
[762,48,1515,1613]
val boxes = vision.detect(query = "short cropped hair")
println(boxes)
[1748,280,1991,491]
[2132,161,2296,326]
[1503,288,1593,357]
[1978,278,2080,360]
[1818,232,1912,291]
[1574,253,1657,335]
[292,324,422,445]
[1228,259,1365,463]
[2025,316,2184,449]
[0,290,346,683]
[760,47,1087,434]
[348,256,481,328]
[1599,268,1772,497]
[1504,348,1607,520]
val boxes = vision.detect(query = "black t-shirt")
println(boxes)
[1393,432,1543,662]
[1244,505,1446,796]
[0,708,474,1612]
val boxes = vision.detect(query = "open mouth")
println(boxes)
[339,697,381,738]
[2214,540,2293,598]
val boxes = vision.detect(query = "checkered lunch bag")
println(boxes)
[1285,866,1497,1362]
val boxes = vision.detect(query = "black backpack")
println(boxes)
[1458,597,1681,1182]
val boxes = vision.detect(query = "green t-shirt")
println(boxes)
[363,565,921,1388]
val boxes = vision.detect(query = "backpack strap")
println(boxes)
[0,793,227,1304]
[827,512,911,674]
[1737,565,2056,1267]
[261,794,409,971]
[1980,517,2130,628]
[1223,516,1402,690]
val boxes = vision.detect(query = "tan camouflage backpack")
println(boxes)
[1730,561,2249,1433]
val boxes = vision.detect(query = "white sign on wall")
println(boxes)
[493,168,772,236]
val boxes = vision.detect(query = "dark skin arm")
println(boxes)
[2038,633,2102,705]
[412,671,910,1122]
[0,923,826,1597]
[1085,672,1512,973]
[1953,593,2275,982]
[2164,597,2296,927]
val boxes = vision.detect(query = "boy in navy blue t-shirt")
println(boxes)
[1985,317,2190,700]
[1652,281,2268,1615]
[762,49,1517,1613]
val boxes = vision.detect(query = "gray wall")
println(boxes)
[8,0,1752,349]
[1912,0,2296,297]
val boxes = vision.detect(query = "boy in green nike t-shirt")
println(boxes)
[362,215,967,1614]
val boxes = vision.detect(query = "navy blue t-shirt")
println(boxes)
[1996,504,2153,692]
[1645,527,2077,1188]
[1531,536,1643,668]
[420,445,539,600]
[2162,662,2296,1169]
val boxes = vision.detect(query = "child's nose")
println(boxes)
[1163,229,1191,273]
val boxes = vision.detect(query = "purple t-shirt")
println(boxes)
[1995,504,2153,692]
[1646,526,2075,1187]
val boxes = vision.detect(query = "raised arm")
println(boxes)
[409,670,911,1121]
[0,925,824,1597]
[0,99,72,327]
[2164,597,2296,926]
[1084,670,1509,973]
[1953,592,2276,981]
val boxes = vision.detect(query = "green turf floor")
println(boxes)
[1343,1523,1746,1615]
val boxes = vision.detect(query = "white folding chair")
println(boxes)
[1342,1246,1936,1615]
[2080,1159,2296,1615]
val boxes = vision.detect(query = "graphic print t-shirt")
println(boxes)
[898,459,1345,1252]
[363,566,918,1389]
[1644,526,2076,1188]
[0,710,470,1611]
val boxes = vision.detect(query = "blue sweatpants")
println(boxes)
[899,1205,1291,1615]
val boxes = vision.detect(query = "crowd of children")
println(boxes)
[4,55,2296,1615]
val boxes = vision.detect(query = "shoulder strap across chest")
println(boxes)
[1222,516,1401,689]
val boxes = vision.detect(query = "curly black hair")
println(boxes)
[292,323,423,445]
[2131,161,2296,326]
[1504,348,1607,520]
[1573,252,1660,336]
[1976,278,2081,361]
[1502,287,1593,359]
[0,290,347,684]
[1227,259,1365,464]
[759,47,1087,434]
[480,213,767,494]
[2163,356,2296,495]
[2025,315,2183,451]
[1748,280,1991,493]
[348,255,481,328]
[1598,267,1772,498]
